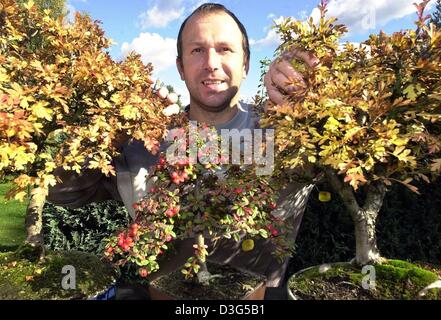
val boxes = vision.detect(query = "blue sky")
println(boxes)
[67,0,437,105]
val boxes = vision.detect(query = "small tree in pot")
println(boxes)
[260,0,441,266]
[104,121,293,299]
[0,0,172,299]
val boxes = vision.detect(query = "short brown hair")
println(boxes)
[176,3,250,64]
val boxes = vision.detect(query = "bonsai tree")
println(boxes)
[105,120,293,285]
[0,0,171,252]
[260,0,441,265]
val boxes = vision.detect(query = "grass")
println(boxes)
[0,182,27,252]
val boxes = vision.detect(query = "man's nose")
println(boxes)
[204,48,221,72]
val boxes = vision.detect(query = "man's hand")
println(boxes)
[264,48,319,106]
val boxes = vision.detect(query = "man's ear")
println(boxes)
[243,60,250,79]
[176,58,185,81]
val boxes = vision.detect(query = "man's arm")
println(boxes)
[265,48,319,105]
[47,167,121,208]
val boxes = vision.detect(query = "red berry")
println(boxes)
[165,209,173,218]
[129,230,136,238]
[181,172,188,180]
[271,229,279,237]
[106,247,114,254]
[132,203,139,210]
[269,202,277,210]
[171,172,178,179]
[139,268,149,278]
[165,234,173,242]
[234,188,243,194]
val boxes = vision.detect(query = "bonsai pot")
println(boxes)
[149,261,267,300]
[0,249,117,300]
[287,260,441,300]
[287,262,347,300]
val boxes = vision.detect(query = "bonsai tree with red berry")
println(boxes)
[105,121,293,285]
[260,0,441,265]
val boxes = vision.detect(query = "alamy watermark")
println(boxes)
[165,121,275,176]
[361,265,376,290]
[61,265,76,290]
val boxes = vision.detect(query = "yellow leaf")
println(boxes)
[14,191,28,202]
[324,116,340,132]
[33,101,53,121]
[391,137,408,146]
[403,85,417,101]
[430,159,441,173]
[0,72,9,82]
[121,104,139,120]
[97,98,112,109]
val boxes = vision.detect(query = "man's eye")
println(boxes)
[221,47,232,52]
[192,48,202,53]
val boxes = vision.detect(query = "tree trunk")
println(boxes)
[325,169,386,265]
[196,233,210,284]
[25,191,46,248]
[352,207,381,265]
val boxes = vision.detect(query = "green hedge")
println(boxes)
[43,200,131,255]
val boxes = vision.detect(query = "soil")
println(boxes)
[288,260,441,300]
[150,261,266,300]
[0,249,116,299]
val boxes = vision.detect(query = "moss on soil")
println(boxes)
[288,259,441,300]
[0,249,116,299]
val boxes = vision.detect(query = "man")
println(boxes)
[48,3,317,296]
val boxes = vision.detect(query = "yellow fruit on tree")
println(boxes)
[241,239,254,252]
[318,191,331,202]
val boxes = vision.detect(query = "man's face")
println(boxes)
[177,11,248,113]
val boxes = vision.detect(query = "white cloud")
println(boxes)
[250,16,285,49]
[121,32,177,73]
[297,10,308,21]
[314,0,436,33]
[139,0,185,29]
[66,4,77,24]
[250,28,281,49]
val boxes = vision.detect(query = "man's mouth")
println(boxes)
[202,80,225,85]
[201,80,227,91]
